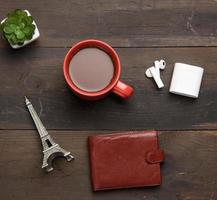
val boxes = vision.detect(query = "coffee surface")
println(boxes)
[69,48,114,92]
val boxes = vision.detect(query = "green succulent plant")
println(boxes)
[0,9,35,45]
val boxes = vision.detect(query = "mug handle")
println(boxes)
[112,80,134,99]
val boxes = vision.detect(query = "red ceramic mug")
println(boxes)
[63,39,134,100]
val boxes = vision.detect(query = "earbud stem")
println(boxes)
[149,67,164,88]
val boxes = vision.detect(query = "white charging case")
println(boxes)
[169,63,204,98]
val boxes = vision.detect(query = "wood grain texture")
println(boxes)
[1,0,217,47]
[0,130,216,200]
[0,1,217,199]
[0,47,216,130]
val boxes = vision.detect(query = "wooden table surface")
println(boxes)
[0,1,217,200]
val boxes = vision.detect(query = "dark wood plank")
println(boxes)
[0,47,216,130]
[1,0,217,47]
[0,130,216,200]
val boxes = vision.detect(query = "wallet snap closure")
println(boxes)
[146,149,165,164]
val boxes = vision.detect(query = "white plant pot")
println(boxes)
[1,10,40,49]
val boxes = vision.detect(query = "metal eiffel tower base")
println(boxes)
[42,143,74,172]
[41,135,74,172]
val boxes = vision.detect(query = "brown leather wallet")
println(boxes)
[88,131,165,191]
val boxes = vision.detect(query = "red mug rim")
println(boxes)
[63,39,121,97]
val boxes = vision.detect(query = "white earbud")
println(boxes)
[145,67,153,78]
[145,60,166,88]
[160,60,166,69]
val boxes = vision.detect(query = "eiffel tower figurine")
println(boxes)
[25,96,74,172]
